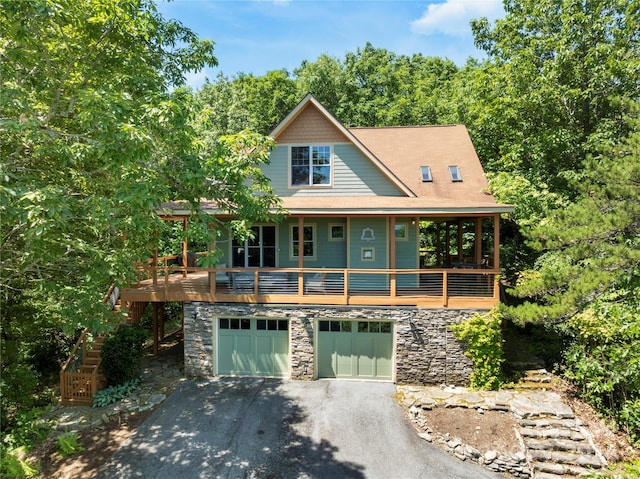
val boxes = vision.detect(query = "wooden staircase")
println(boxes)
[60,285,148,405]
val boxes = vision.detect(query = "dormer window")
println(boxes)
[420,166,432,182]
[290,145,332,186]
[448,165,462,182]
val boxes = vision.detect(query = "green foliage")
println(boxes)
[508,109,640,323]
[560,274,640,446]
[0,446,39,478]
[1,408,51,451]
[450,310,506,390]
[92,377,142,408]
[100,326,147,386]
[56,432,85,457]
[0,408,49,479]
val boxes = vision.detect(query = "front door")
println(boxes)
[232,225,276,267]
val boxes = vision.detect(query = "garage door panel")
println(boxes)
[218,319,289,377]
[317,321,393,380]
[335,336,354,377]
[234,335,254,375]
[218,334,236,375]
[271,335,289,377]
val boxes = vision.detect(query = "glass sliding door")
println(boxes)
[232,226,276,267]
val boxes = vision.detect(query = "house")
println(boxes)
[121,94,513,385]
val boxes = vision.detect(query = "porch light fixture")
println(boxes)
[360,227,375,241]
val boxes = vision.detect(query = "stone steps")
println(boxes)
[519,412,606,479]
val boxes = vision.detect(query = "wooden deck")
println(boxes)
[121,268,500,308]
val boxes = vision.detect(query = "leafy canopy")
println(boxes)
[0,0,282,336]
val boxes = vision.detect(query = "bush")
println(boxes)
[450,309,506,390]
[560,274,640,446]
[92,377,141,408]
[100,325,147,386]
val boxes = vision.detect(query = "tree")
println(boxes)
[197,69,297,137]
[469,0,640,196]
[0,0,283,423]
[507,103,640,323]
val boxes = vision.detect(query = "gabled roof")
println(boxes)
[161,95,513,216]
[270,93,416,197]
[349,125,497,208]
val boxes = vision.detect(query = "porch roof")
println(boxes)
[160,196,513,217]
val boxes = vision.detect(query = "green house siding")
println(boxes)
[278,218,347,268]
[262,144,404,196]
[349,217,388,290]
[394,221,420,288]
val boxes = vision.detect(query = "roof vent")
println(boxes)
[420,166,432,182]
[448,165,462,182]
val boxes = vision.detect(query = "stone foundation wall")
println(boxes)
[183,303,482,385]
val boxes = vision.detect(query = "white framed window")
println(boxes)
[329,224,345,241]
[290,145,331,186]
[361,247,375,261]
[291,224,316,259]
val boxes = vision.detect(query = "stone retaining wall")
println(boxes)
[183,303,482,385]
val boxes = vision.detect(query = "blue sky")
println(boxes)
[156,0,505,88]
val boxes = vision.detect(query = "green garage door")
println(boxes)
[218,318,289,377]
[317,320,393,380]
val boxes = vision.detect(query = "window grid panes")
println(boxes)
[292,225,315,258]
[219,318,250,330]
[290,145,331,186]
[257,319,289,331]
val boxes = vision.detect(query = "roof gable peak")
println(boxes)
[270,94,416,197]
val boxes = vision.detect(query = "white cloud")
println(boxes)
[411,0,504,36]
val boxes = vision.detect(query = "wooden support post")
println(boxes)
[182,217,188,278]
[389,216,396,298]
[475,218,482,266]
[152,256,159,287]
[298,216,304,295]
[153,303,159,357]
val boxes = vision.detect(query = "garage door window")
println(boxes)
[257,319,289,331]
[358,321,392,333]
[220,318,250,330]
[319,320,353,332]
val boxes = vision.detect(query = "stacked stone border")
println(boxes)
[183,303,484,385]
[399,386,607,478]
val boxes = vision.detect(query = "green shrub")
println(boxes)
[92,377,141,408]
[0,446,39,478]
[558,275,640,447]
[56,432,85,456]
[450,309,506,390]
[100,325,147,386]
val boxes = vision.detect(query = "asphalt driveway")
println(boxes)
[94,378,502,479]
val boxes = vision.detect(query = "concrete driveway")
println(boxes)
[94,378,502,479]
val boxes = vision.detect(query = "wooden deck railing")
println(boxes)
[124,264,500,308]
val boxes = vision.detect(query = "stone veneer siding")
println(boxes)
[183,303,482,385]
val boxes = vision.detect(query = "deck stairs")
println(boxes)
[60,286,148,405]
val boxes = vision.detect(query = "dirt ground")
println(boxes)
[422,407,523,455]
[28,409,153,479]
